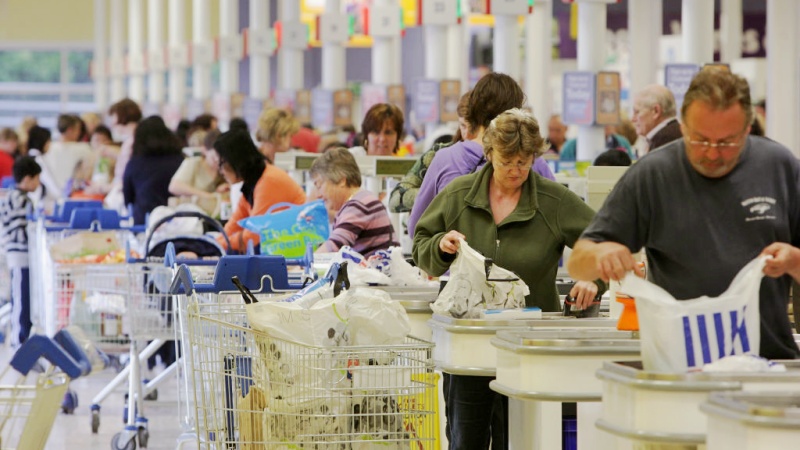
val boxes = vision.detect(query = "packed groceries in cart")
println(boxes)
[172,255,439,449]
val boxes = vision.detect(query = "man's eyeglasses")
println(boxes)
[684,127,747,151]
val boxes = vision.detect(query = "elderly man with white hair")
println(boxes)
[632,84,683,153]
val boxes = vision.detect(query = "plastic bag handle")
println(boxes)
[265,202,298,215]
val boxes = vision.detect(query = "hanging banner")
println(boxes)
[439,80,462,122]
[594,71,621,126]
[562,71,595,126]
[295,90,312,125]
[665,64,700,112]
[242,98,267,132]
[414,79,441,124]
[360,83,388,117]
[387,84,406,114]
[333,89,354,127]
[312,89,334,129]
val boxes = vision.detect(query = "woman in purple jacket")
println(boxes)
[408,73,554,236]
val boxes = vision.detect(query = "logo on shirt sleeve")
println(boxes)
[741,196,777,221]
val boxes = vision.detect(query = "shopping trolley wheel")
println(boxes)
[61,389,78,414]
[91,409,101,433]
[111,432,136,450]
[137,428,149,448]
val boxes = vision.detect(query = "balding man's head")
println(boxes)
[547,114,568,149]
[632,85,677,137]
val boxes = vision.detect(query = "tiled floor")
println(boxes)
[1,343,187,450]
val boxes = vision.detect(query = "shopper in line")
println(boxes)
[414,109,603,449]
[349,103,405,157]
[408,72,555,237]
[568,69,800,360]
[311,147,398,257]
[0,156,41,346]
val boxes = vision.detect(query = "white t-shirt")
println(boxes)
[41,141,93,196]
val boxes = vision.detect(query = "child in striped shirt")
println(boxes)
[0,156,41,345]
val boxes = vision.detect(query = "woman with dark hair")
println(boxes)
[213,130,306,252]
[350,103,405,156]
[122,116,184,225]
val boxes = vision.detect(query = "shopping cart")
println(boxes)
[170,254,317,449]
[174,259,438,449]
[0,326,106,450]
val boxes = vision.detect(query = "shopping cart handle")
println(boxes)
[53,328,109,375]
[10,335,87,379]
[170,264,196,294]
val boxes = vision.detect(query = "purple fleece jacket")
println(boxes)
[407,140,556,236]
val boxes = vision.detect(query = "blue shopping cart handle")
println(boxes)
[170,255,306,295]
[10,334,88,379]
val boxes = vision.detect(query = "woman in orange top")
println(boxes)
[213,130,306,253]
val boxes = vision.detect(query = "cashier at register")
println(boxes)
[413,108,604,449]
[567,69,800,360]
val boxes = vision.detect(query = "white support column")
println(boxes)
[168,0,187,106]
[220,0,240,94]
[109,0,125,102]
[278,0,304,90]
[525,0,552,123]
[628,0,661,102]
[681,0,714,65]
[493,15,520,82]
[322,0,346,91]
[576,0,607,162]
[128,0,145,103]
[371,0,397,85]
[93,0,108,111]
[446,21,463,82]
[249,0,271,99]
[193,0,212,100]
[391,34,402,85]
[766,0,800,155]
[147,0,165,104]
[423,25,447,81]
[720,0,742,63]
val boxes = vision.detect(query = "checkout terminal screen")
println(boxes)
[375,159,417,177]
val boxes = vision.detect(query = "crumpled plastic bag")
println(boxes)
[86,293,126,315]
[246,286,411,348]
[431,239,529,319]
[702,355,786,373]
[370,247,438,288]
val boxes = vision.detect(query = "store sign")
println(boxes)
[562,71,595,126]
[665,64,700,111]
[594,72,620,126]
[414,79,441,124]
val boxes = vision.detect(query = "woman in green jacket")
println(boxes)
[413,108,601,449]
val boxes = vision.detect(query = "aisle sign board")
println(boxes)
[247,28,275,56]
[147,48,166,72]
[361,84,388,117]
[387,85,406,114]
[478,0,531,15]
[414,79,440,124]
[169,45,190,68]
[295,90,312,125]
[369,6,402,37]
[562,71,595,126]
[312,89,335,129]
[419,0,459,26]
[439,80,462,122]
[218,35,244,61]
[319,13,350,44]
[665,64,700,111]
[282,22,309,49]
[192,41,216,65]
[334,89,354,127]
[594,71,621,126]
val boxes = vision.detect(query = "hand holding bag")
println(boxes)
[620,257,767,372]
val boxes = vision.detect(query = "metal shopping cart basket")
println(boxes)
[0,326,106,450]
[170,254,314,449]
[174,260,438,449]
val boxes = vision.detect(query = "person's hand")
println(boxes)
[760,243,800,279]
[594,242,643,281]
[215,183,230,193]
[569,280,599,310]
[439,230,466,254]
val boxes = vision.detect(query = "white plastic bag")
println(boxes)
[620,257,766,372]
[431,239,529,319]
[246,287,410,347]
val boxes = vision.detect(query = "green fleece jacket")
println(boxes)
[413,164,597,312]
